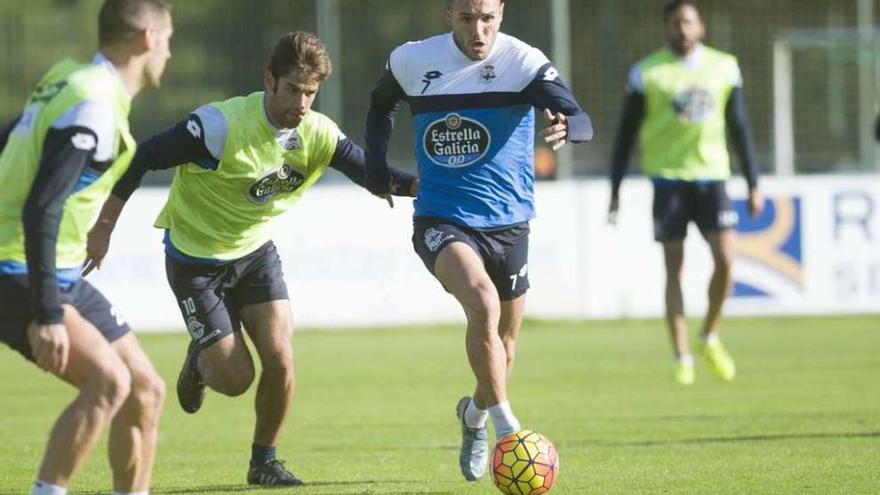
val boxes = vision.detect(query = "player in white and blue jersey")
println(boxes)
[364,0,592,482]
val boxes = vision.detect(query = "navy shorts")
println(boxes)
[412,218,530,301]
[0,275,130,361]
[652,180,738,241]
[165,241,289,350]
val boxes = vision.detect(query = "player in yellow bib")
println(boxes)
[608,0,763,385]
[85,31,416,487]
[0,2,173,494]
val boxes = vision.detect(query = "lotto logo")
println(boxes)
[71,132,96,151]
[186,118,202,139]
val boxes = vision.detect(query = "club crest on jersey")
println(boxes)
[672,86,715,123]
[280,130,301,150]
[423,113,491,168]
[246,164,306,204]
[479,64,497,84]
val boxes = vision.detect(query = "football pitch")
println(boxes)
[1,316,878,494]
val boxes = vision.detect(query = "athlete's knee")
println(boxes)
[84,360,132,415]
[261,350,295,387]
[460,283,500,327]
[501,338,517,367]
[129,368,166,420]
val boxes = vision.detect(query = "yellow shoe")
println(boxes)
[701,337,736,381]
[673,360,695,385]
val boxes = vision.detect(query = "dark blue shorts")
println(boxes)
[652,180,738,241]
[165,241,289,351]
[412,218,530,301]
[0,275,130,361]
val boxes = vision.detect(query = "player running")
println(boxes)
[84,31,416,487]
[364,0,592,482]
[0,1,173,494]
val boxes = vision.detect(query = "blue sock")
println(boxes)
[250,443,276,467]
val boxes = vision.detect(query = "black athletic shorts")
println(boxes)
[652,180,738,241]
[0,274,130,361]
[165,241,289,350]
[412,218,530,301]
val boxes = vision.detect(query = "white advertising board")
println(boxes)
[87,176,880,331]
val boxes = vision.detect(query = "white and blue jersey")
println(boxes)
[366,32,592,229]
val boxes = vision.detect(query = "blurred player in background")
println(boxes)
[84,31,416,487]
[608,0,762,385]
[0,1,173,494]
[364,0,592,482]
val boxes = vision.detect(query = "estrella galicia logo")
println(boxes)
[246,164,306,205]
[423,113,491,168]
[732,196,803,299]
[421,70,443,94]
[672,86,715,123]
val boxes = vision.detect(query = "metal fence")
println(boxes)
[1,0,878,180]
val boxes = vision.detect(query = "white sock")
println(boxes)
[488,401,521,439]
[678,354,694,366]
[32,481,67,495]
[112,491,148,495]
[463,398,488,429]
[702,333,720,345]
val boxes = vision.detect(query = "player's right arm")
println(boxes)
[364,58,406,196]
[608,64,647,221]
[84,106,227,275]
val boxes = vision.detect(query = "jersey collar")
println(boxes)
[92,52,133,114]
[677,43,704,69]
[92,52,130,96]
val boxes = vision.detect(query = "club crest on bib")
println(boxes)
[423,113,491,168]
[246,164,306,204]
[280,130,301,151]
[672,86,715,123]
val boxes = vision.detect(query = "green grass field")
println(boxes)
[1,316,878,494]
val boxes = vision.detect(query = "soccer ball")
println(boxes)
[492,430,559,495]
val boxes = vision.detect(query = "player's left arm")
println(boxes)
[724,70,762,218]
[523,63,594,150]
[0,114,21,153]
[330,137,418,197]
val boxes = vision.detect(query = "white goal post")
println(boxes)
[774,26,880,176]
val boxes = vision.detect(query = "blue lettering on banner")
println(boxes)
[833,191,875,242]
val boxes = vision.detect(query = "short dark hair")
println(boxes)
[664,0,700,20]
[267,32,333,83]
[98,0,171,46]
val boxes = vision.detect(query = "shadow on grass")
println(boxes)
[142,479,450,495]
[585,430,880,448]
